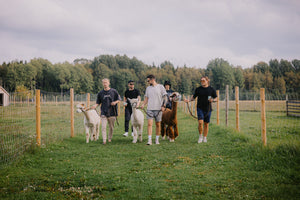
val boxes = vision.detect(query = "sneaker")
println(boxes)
[155,139,160,145]
[123,132,128,137]
[198,135,203,143]
[203,137,207,143]
[147,139,152,145]
[131,132,134,137]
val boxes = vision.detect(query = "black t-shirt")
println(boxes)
[166,89,174,109]
[193,86,217,112]
[125,89,141,109]
[96,88,120,116]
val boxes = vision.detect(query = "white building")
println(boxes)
[0,86,10,106]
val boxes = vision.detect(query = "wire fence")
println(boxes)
[182,88,300,146]
[1,88,299,167]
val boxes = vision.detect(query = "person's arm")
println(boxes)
[141,96,148,109]
[184,96,195,103]
[137,95,141,107]
[123,96,128,106]
[161,94,168,111]
[91,103,99,109]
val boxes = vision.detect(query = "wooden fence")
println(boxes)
[286,100,300,117]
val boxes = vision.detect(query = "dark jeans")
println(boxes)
[124,107,133,132]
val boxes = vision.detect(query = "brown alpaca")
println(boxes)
[161,92,180,142]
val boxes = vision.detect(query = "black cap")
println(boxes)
[164,80,171,86]
[128,80,134,84]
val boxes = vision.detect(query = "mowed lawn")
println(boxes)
[0,110,299,200]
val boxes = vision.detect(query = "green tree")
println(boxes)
[233,67,245,89]
[206,58,235,90]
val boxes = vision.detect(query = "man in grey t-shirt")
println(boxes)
[141,74,168,145]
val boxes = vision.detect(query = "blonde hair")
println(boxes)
[102,78,110,83]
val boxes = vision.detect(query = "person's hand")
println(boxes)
[140,104,144,109]
[161,106,166,112]
[184,99,189,103]
[111,101,117,106]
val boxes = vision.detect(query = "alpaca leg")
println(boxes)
[138,124,143,142]
[132,126,137,143]
[85,125,90,143]
[168,126,175,142]
[90,127,95,141]
[161,123,166,139]
[92,126,97,141]
[96,123,100,141]
[174,124,179,139]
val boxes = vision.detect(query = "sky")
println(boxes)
[0,0,299,68]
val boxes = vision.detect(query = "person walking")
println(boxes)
[91,78,121,144]
[141,74,168,145]
[164,80,174,109]
[184,76,217,143]
[123,80,141,137]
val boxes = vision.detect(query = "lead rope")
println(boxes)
[185,102,198,119]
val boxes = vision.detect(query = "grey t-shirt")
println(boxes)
[144,84,167,110]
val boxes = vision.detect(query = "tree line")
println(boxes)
[0,55,299,98]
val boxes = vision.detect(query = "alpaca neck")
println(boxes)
[132,107,138,121]
[82,110,91,121]
[171,101,178,118]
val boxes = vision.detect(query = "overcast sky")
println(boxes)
[0,0,299,68]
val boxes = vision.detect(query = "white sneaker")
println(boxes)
[203,137,207,143]
[155,139,160,144]
[198,135,203,143]
[131,132,134,137]
[147,139,152,145]
[123,132,128,137]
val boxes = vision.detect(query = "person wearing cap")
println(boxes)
[123,80,141,137]
[164,80,174,109]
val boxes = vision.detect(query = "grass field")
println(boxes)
[1,107,299,199]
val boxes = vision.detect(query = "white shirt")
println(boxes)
[144,84,167,110]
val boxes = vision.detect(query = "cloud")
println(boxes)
[0,0,299,68]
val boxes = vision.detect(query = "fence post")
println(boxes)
[235,86,240,131]
[286,94,288,116]
[87,93,90,108]
[260,88,267,146]
[225,85,229,127]
[216,90,219,125]
[36,90,41,147]
[70,88,74,138]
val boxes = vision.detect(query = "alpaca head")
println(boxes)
[170,92,181,102]
[128,98,139,108]
[76,103,86,113]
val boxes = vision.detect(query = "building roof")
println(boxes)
[0,86,10,96]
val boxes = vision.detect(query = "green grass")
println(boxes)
[1,110,299,199]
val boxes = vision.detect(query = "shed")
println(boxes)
[0,86,10,106]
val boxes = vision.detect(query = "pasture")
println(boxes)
[0,103,299,199]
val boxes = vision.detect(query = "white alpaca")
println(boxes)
[76,103,100,143]
[128,98,144,143]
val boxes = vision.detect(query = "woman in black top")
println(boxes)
[184,76,217,143]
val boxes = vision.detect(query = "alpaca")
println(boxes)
[161,92,181,142]
[76,103,100,143]
[128,98,144,143]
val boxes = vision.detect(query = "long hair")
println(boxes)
[201,76,210,85]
